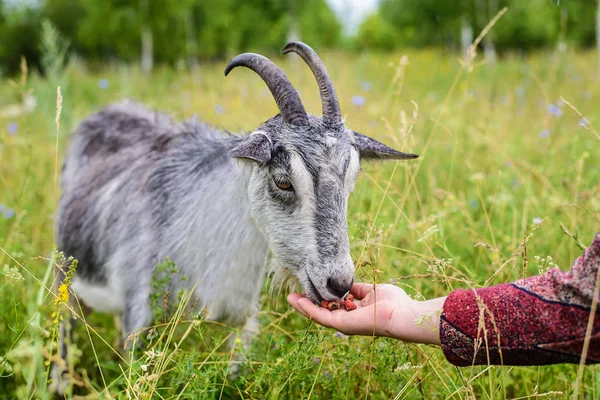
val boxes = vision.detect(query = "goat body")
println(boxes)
[53,42,418,394]
[58,102,269,332]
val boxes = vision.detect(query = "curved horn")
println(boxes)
[283,41,342,127]
[225,53,309,126]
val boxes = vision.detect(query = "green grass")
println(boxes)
[0,47,599,399]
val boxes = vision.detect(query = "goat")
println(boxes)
[52,41,418,390]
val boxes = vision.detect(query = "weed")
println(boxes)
[0,46,599,398]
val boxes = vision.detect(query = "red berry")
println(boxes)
[344,300,357,311]
[344,294,354,302]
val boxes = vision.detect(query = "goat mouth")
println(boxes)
[306,275,324,303]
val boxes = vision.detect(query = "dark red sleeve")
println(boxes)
[440,234,600,366]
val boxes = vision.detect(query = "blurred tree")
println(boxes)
[473,0,498,62]
[598,0,600,72]
[561,0,596,47]
[44,0,85,45]
[493,0,559,51]
[378,0,467,48]
[74,0,195,71]
[40,0,339,72]
[192,0,340,59]
[5,0,599,75]
[359,0,597,54]
[295,0,342,49]
[0,3,42,75]
[355,12,400,50]
[68,0,141,63]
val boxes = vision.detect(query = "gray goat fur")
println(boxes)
[53,42,418,389]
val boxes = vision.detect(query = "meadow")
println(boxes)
[0,45,599,399]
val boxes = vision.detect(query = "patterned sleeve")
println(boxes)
[439,234,600,366]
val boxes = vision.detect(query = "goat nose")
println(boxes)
[326,277,354,298]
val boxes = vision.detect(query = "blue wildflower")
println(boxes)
[468,199,478,209]
[352,96,365,107]
[7,122,18,136]
[323,371,331,379]
[312,357,320,364]
[334,331,347,338]
[513,178,520,188]
[3,208,15,219]
[548,104,562,117]
[579,118,588,128]
[361,81,372,92]
[215,105,224,115]
[515,86,525,97]
[98,79,110,90]
[539,129,550,139]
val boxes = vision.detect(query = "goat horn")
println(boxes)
[282,41,342,127]
[225,53,309,126]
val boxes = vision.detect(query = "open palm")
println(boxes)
[287,283,444,345]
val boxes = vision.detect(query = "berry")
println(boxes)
[319,294,357,311]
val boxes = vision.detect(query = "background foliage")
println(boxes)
[1,0,341,74]
[357,0,597,51]
[1,38,600,400]
[1,0,600,74]
[1,0,600,398]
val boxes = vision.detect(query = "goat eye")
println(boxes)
[274,177,293,191]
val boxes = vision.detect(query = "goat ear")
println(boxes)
[352,131,419,160]
[229,133,272,164]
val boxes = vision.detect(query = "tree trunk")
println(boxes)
[287,6,300,44]
[461,15,473,56]
[483,42,497,64]
[140,0,153,73]
[485,0,498,64]
[141,25,153,73]
[597,0,600,74]
[287,5,300,66]
[185,11,199,70]
[473,0,497,64]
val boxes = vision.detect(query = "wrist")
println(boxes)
[417,297,446,345]
[391,296,446,345]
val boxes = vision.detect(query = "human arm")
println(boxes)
[287,283,445,345]
[288,234,600,366]
[441,233,600,366]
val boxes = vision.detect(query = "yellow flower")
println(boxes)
[56,283,69,304]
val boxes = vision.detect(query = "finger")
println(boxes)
[296,298,338,327]
[287,292,304,306]
[327,305,382,336]
[350,282,374,299]
[287,293,311,318]
[296,298,368,334]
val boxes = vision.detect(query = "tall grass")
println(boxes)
[0,43,599,398]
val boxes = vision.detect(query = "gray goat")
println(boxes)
[53,41,417,384]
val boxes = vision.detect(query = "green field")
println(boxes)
[0,48,599,399]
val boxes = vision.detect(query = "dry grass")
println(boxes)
[0,42,599,398]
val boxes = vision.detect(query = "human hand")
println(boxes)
[287,283,445,345]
